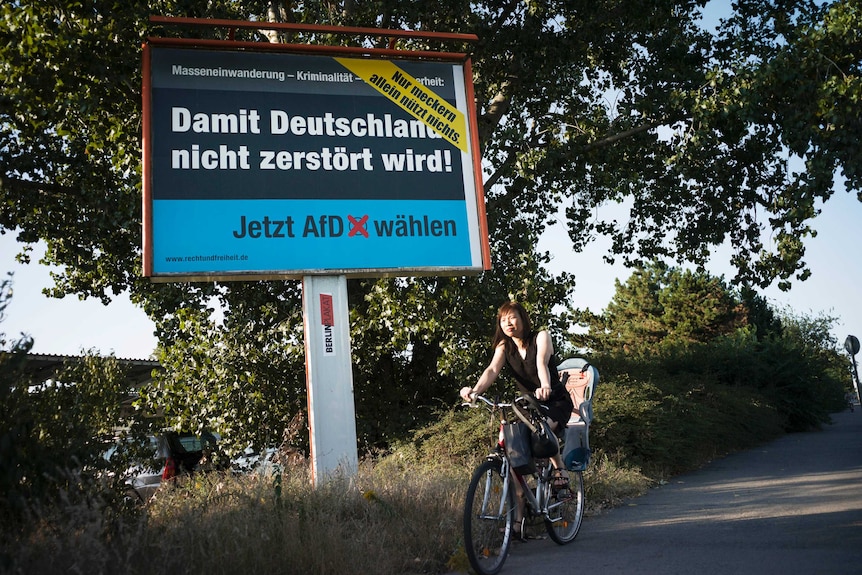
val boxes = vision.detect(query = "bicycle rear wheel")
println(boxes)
[463,458,514,575]
[545,469,585,544]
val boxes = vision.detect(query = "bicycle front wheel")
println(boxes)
[463,458,514,575]
[545,469,585,544]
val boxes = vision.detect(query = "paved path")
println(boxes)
[460,409,862,575]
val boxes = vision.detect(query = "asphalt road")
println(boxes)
[457,408,862,575]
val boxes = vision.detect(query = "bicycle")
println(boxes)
[462,393,585,575]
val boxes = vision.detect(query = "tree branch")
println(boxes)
[474,0,523,144]
[580,120,664,153]
[483,149,518,191]
[0,175,72,197]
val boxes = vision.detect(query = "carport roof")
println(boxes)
[6,352,161,385]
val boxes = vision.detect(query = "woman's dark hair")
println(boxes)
[491,301,533,352]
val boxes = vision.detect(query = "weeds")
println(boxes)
[1,450,649,575]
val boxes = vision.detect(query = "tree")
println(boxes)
[660,0,862,290]
[581,262,747,354]
[1,1,859,449]
[143,283,307,452]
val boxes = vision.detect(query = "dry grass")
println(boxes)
[145,462,468,575]
[583,450,652,512]
[2,455,648,575]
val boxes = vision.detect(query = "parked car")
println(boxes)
[106,430,223,504]
[231,446,280,475]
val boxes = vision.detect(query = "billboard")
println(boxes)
[142,43,489,280]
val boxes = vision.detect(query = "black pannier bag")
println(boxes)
[530,419,560,459]
[502,421,536,474]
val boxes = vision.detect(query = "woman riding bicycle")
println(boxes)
[460,302,574,535]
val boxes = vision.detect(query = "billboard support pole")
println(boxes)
[302,274,358,484]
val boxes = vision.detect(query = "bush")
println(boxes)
[0,350,141,528]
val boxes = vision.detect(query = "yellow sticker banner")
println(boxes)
[336,58,468,154]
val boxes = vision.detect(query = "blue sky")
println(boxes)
[1,237,159,358]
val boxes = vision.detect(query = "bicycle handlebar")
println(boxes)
[462,393,542,427]
[465,392,556,434]
[461,392,520,408]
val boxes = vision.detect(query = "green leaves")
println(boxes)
[141,281,306,454]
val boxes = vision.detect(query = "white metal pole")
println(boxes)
[302,274,359,484]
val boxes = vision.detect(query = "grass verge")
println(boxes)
[2,452,649,575]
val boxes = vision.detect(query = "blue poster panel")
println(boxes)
[143,45,488,279]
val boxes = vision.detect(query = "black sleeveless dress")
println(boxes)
[503,332,574,427]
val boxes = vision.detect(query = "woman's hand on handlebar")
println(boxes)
[460,386,476,402]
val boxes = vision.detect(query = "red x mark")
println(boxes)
[347,215,369,238]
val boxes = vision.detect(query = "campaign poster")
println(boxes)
[142,44,489,280]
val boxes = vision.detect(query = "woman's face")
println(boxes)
[499,310,524,339]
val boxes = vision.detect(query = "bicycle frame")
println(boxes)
[508,452,570,522]
[471,395,569,524]
[476,454,514,523]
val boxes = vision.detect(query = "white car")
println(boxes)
[105,431,222,503]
